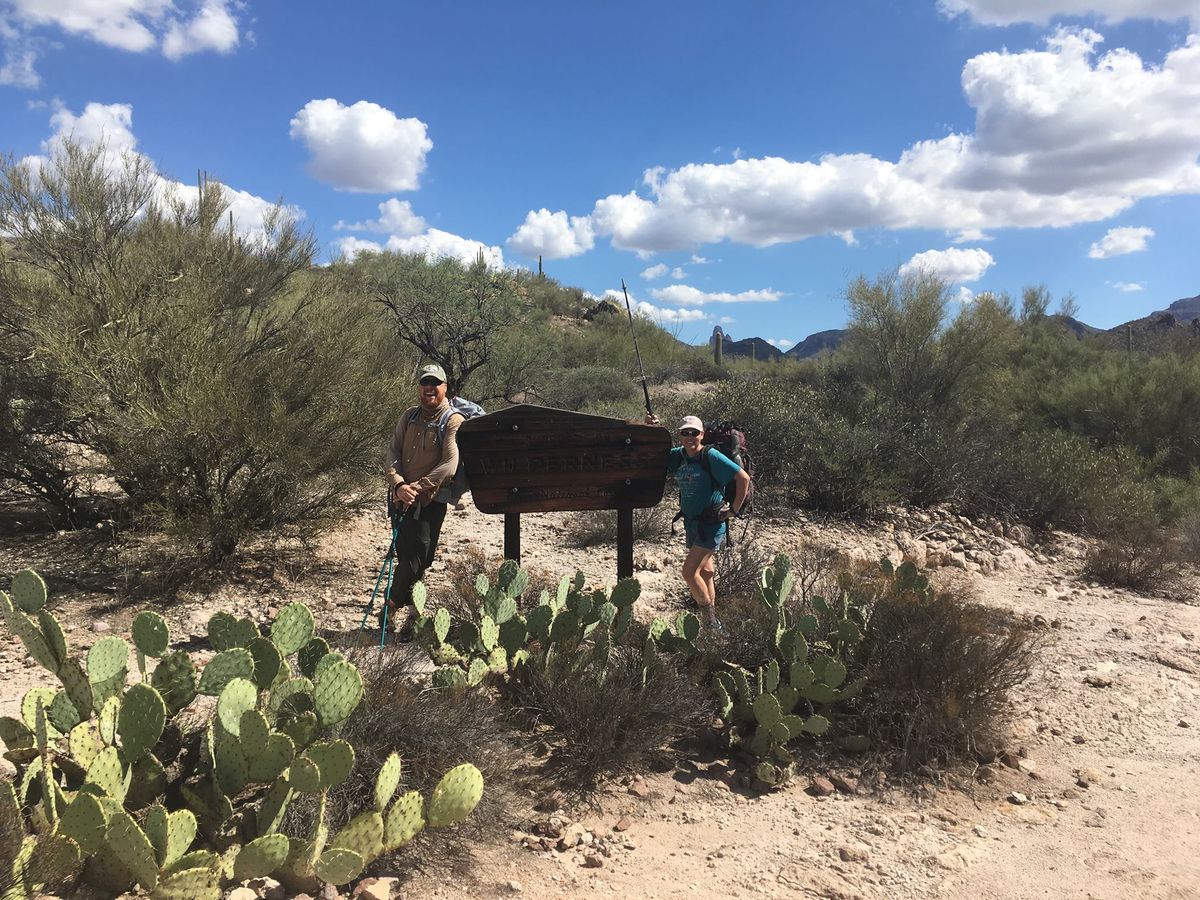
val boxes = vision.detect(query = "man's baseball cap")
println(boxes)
[416,363,447,384]
[677,415,704,433]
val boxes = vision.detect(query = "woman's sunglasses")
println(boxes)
[680,429,701,437]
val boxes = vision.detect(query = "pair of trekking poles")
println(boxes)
[358,493,409,649]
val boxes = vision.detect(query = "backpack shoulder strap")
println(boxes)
[435,407,465,444]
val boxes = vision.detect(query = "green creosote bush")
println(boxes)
[0,141,403,560]
[856,563,1037,771]
[535,365,638,412]
[0,568,483,896]
[501,640,710,791]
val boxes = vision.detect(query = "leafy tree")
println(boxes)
[362,250,549,401]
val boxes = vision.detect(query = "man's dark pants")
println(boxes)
[387,500,448,616]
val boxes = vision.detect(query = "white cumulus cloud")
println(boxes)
[1109,280,1146,291]
[768,338,795,350]
[899,247,996,283]
[538,30,1200,255]
[640,263,669,279]
[20,100,295,243]
[289,99,432,193]
[598,289,708,324]
[937,0,1200,25]
[649,285,784,306]
[333,229,503,269]
[1,1,243,85]
[506,208,594,259]
[334,198,426,236]
[1088,225,1155,258]
[670,267,686,279]
[162,0,239,60]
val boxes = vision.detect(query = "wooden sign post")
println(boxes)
[456,405,671,580]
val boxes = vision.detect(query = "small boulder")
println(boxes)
[807,776,836,797]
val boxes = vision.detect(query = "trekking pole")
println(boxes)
[359,497,405,648]
[621,279,655,418]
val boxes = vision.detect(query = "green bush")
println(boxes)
[859,565,1037,770]
[1,142,400,559]
[537,365,638,411]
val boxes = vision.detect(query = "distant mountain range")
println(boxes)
[712,292,1200,360]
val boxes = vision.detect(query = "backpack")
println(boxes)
[670,421,755,543]
[402,397,485,505]
[701,421,756,515]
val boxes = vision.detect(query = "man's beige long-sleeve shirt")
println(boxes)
[387,400,463,506]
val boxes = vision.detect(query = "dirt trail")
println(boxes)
[1,503,1197,900]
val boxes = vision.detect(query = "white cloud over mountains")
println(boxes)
[1088,225,1154,257]
[1109,280,1146,291]
[599,290,708,324]
[506,208,594,259]
[938,0,1200,25]
[289,99,432,193]
[899,247,996,282]
[513,29,1200,256]
[1,0,241,87]
[648,285,783,306]
[640,264,668,279]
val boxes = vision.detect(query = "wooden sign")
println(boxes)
[456,405,670,514]
[456,405,671,579]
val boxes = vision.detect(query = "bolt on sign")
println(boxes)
[456,405,671,579]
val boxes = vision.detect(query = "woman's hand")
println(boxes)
[645,412,660,425]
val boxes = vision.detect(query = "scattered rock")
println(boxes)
[1000,752,1021,770]
[976,765,997,783]
[628,778,651,798]
[808,776,836,797]
[1084,674,1113,688]
[352,878,398,900]
[838,845,870,863]
[613,816,633,832]
[1017,758,1039,776]
[247,878,287,900]
[1008,792,1029,805]
[830,774,858,794]
[582,851,604,868]
[1072,735,1086,744]
[506,880,524,893]
[1179,719,1192,728]
[558,823,587,851]
[90,620,110,634]
[227,889,257,900]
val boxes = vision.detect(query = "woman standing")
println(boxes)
[651,414,750,628]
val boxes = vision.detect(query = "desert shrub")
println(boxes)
[564,504,669,548]
[1181,511,1200,565]
[1,142,401,558]
[501,641,710,790]
[437,545,558,620]
[537,365,638,411]
[712,526,773,603]
[309,648,523,860]
[860,582,1036,770]
[1082,526,1185,591]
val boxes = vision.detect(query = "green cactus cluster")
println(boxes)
[0,570,484,897]
[422,562,644,687]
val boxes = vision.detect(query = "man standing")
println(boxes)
[384,363,463,638]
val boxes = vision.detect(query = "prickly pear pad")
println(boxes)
[375,752,402,812]
[233,833,289,880]
[312,659,363,727]
[197,648,255,696]
[426,763,483,827]
[132,611,170,658]
[313,846,364,885]
[383,790,425,849]
[151,651,197,714]
[305,739,354,789]
[118,683,167,761]
[270,603,315,656]
[10,569,48,613]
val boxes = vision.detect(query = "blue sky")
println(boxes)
[1,1,1197,348]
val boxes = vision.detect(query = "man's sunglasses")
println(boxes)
[680,429,701,437]
[419,378,442,387]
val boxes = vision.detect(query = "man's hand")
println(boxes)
[392,482,420,509]
[645,412,660,425]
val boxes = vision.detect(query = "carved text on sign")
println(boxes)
[474,451,641,476]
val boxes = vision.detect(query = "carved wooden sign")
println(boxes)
[456,404,670,514]
[456,405,672,579]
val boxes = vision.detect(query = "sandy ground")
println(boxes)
[1,502,1197,900]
